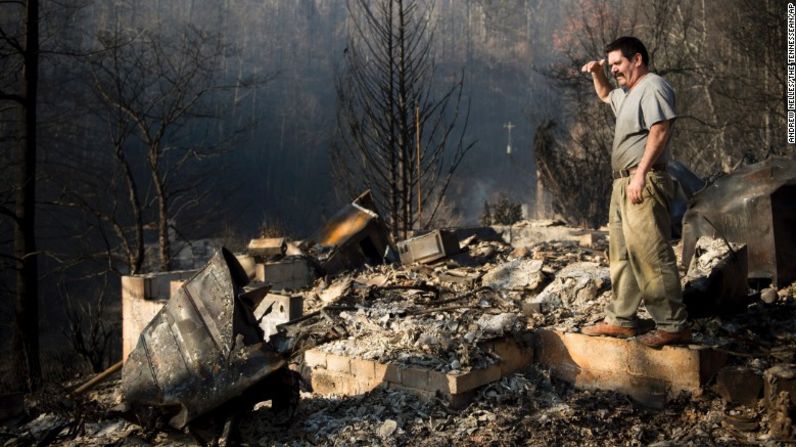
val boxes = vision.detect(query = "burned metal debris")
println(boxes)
[122,248,289,429]
[682,236,750,317]
[682,157,796,287]
[309,190,393,275]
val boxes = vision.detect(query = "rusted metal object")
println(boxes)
[311,190,392,274]
[397,229,460,265]
[682,157,796,287]
[122,248,287,429]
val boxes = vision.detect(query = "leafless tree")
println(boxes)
[537,0,790,226]
[78,24,264,272]
[0,0,42,392]
[333,0,474,240]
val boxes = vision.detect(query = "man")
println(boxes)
[579,36,690,347]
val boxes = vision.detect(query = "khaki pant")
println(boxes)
[605,171,687,332]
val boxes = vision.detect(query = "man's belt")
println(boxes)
[612,163,667,180]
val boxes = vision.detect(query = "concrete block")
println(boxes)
[377,362,399,383]
[169,280,184,298]
[309,369,355,395]
[326,354,351,374]
[307,368,381,396]
[400,367,430,390]
[534,329,726,401]
[351,358,376,380]
[255,257,316,291]
[121,276,167,361]
[248,237,286,258]
[715,366,763,405]
[482,338,534,375]
[764,364,796,408]
[235,254,256,279]
[397,230,460,265]
[447,364,502,394]
[303,349,327,368]
[253,293,303,322]
[253,293,303,338]
[138,270,196,299]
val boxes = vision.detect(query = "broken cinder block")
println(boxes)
[121,271,196,361]
[253,293,303,338]
[248,237,287,258]
[397,229,460,265]
[255,257,316,291]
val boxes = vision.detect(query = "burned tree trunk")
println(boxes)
[333,0,473,240]
[1,0,43,391]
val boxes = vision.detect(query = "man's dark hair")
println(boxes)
[605,36,649,66]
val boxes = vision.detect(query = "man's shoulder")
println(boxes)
[642,73,675,94]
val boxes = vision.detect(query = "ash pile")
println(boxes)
[3,157,796,446]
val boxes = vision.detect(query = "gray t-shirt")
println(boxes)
[609,73,676,171]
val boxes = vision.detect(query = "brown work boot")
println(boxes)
[580,321,636,338]
[637,328,692,348]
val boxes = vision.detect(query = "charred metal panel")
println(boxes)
[682,157,796,287]
[122,248,286,429]
[397,229,460,265]
[311,190,393,274]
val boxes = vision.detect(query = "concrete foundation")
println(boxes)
[534,329,727,406]
[121,271,195,361]
[301,338,534,408]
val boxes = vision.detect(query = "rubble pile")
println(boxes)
[5,167,796,445]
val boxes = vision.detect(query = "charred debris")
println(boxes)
[3,159,796,446]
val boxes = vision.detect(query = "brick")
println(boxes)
[310,369,358,396]
[448,364,502,394]
[428,369,451,394]
[382,363,401,384]
[351,358,376,380]
[326,354,351,374]
[483,338,534,375]
[303,349,327,368]
[400,367,430,390]
[534,329,727,400]
[715,366,763,405]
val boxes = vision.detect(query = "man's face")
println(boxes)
[607,49,643,88]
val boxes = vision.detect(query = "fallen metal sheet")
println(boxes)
[122,248,287,429]
[310,190,392,274]
[682,157,796,287]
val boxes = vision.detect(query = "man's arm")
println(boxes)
[626,119,672,204]
[581,59,611,103]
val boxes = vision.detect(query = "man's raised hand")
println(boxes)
[581,58,605,74]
